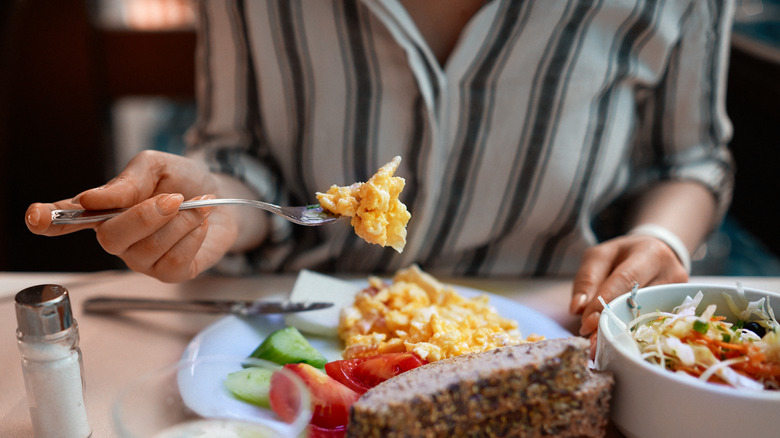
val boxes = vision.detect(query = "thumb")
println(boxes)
[75,152,166,210]
[72,176,141,210]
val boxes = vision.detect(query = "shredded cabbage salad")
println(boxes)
[626,285,780,390]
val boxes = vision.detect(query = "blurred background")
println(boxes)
[0,0,779,276]
[0,0,196,272]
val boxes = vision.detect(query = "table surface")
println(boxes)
[2,270,779,437]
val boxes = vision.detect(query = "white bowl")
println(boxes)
[596,283,780,438]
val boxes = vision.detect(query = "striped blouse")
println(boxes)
[185,0,736,277]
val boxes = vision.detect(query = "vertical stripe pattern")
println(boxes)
[186,0,736,277]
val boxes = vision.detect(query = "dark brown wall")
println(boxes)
[0,1,194,272]
[726,43,780,260]
[1,1,115,271]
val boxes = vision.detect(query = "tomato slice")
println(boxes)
[324,358,372,395]
[268,371,303,424]
[354,353,427,387]
[271,363,360,430]
[325,353,427,394]
[308,424,348,438]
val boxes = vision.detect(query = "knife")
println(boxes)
[83,296,334,316]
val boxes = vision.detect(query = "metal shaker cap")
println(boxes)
[15,284,74,336]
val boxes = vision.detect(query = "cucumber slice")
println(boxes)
[249,326,328,369]
[224,367,274,408]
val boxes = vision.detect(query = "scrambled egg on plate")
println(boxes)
[338,265,538,362]
[316,156,411,252]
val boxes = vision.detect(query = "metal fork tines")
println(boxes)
[51,198,342,226]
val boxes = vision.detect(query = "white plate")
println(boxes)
[179,282,572,421]
[183,283,572,362]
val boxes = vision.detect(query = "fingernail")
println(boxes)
[569,293,587,314]
[27,208,40,227]
[156,193,183,216]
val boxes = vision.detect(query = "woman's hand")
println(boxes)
[569,233,689,337]
[25,150,261,282]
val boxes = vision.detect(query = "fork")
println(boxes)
[50,198,342,226]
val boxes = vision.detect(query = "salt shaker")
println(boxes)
[15,284,92,438]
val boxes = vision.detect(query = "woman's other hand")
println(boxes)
[569,233,689,337]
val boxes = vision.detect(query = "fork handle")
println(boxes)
[51,199,243,224]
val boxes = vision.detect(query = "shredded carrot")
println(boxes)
[713,340,750,353]
[734,361,780,379]
[673,364,705,377]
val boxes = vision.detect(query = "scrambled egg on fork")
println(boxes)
[338,265,537,362]
[316,156,411,252]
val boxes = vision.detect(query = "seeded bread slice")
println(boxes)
[443,369,614,438]
[347,337,613,438]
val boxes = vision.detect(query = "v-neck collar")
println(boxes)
[362,0,497,74]
[358,0,498,126]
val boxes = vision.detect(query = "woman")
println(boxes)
[26,0,735,338]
